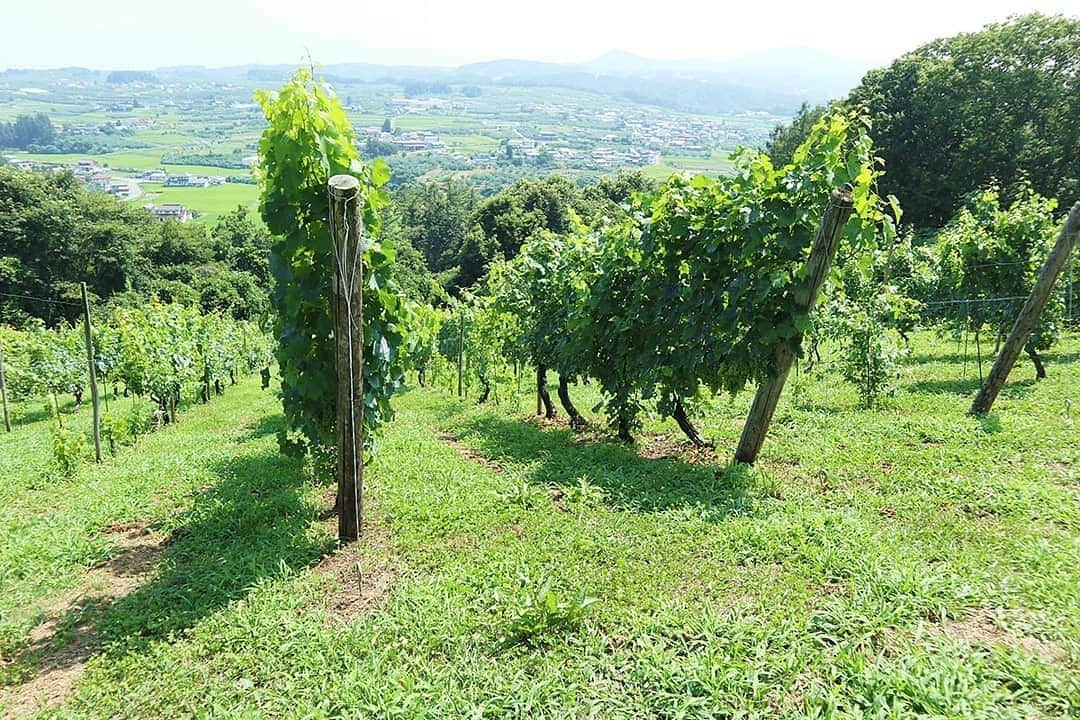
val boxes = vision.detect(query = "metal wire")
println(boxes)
[0,291,81,307]
[920,295,1031,307]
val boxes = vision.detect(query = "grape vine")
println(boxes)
[256,68,410,457]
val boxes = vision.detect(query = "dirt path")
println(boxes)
[0,522,168,718]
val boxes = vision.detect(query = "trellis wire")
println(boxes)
[0,291,82,307]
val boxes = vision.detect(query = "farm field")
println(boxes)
[642,150,737,180]
[138,182,258,223]
[1,332,1076,718]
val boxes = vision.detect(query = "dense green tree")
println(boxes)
[0,167,155,322]
[363,139,398,158]
[210,206,272,284]
[765,13,1078,228]
[0,168,273,324]
[473,175,584,259]
[764,102,828,167]
[579,170,657,223]
[391,179,480,274]
[0,113,55,149]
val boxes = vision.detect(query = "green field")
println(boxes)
[442,134,501,154]
[642,149,737,180]
[138,182,258,223]
[1,332,1076,717]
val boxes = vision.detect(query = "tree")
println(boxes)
[765,102,828,167]
[392,179,480,273]
[579,170,657,223]
[211,206,271,284]
[0,168,274,325]
[363,139,398,158]
[381,117,392,133]
[0,113,55,149]
[474,175,584,259]
[764,13,1078,228]
[0,167,155,324]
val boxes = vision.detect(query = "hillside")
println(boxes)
[1,333,1076,717]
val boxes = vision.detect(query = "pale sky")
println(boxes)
[2,0,1076,70]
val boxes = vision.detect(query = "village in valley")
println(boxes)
[1,67,787,222]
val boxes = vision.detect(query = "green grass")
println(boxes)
[442,134,501,154]
[1,333,1077,718]
[138,182,258,223]
[643,149,737,180]
[10,151,244,178]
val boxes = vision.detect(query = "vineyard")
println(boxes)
[2,39,1079,719]
[0,301,272,467]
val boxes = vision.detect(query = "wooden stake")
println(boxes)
[970,202,1080,416]
[81,283,102,462]
[0,345,10,433]
[329,175,365,543]
[734,189,854,465]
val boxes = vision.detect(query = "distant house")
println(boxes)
[107,180,134,198]
[89,171,112,190]
[151,204,193,222]
[164,173,209,188]
[73,159,97,177]
[139,169,168,183]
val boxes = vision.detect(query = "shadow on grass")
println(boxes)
[905,376,1036,397]
[446,408,756,521]
[98,459,331,655]
[239,413,285,441]
[31,415,335,672]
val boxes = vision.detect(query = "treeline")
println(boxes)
[0,167,272,325]
[765,13,1078,228]
[387,171,656,300]
[161,151,251,169]
[106,70,157,84]
[0,113,55,149]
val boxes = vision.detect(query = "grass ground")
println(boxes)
[0,333,1076,718]
[138,182,259,223]
[642,149,737,180]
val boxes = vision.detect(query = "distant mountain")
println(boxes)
[578,48,871,101]
[3,46,876,117]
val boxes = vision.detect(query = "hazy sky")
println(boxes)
[2,0,1076,70]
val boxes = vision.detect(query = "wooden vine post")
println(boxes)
[81,282,102,462]
[0,344,10,433]
[970,201,1080,416]
[329,175,365,543]
[734,189,854,465]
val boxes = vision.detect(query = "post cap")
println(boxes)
[328,174,361,198]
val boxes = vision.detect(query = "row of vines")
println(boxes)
[407,112,893,446]
[404,118,1072,447]
[0,302,272,467]
[253,69,1072,476]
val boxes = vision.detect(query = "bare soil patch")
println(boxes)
[934,611,1065,665]
[436,431,505,473]
[1,522,167,717]
[317,520,396,626]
